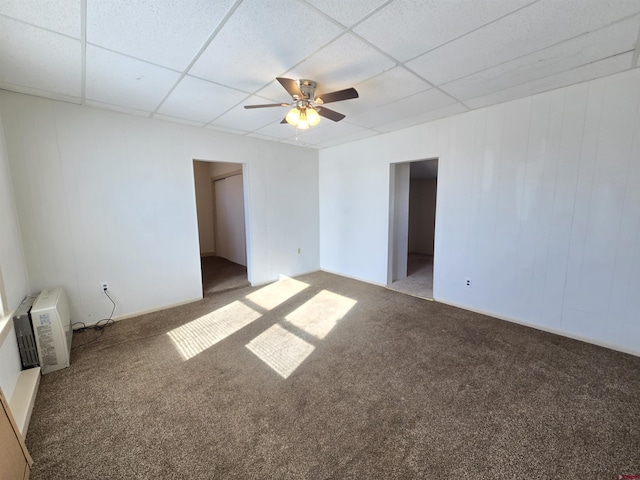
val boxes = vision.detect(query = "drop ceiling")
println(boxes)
[1,0,639,149]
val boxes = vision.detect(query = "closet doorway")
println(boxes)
[193,160,250,296]
[387,159,438,299]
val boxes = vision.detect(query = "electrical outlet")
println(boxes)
[101,282,109,292]
[297,248,301,254]
[465,278,472,288]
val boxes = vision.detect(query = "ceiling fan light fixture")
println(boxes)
[307,107,321,126]
[297,109,310,130]
[285,107,301,126]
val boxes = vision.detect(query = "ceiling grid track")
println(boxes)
[149,0,245,118]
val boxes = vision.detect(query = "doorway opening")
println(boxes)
[193,160,250,296]
[387,159,438,300]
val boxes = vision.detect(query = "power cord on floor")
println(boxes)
[72,290,116,349]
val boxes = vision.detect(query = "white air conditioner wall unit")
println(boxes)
[30,287,72,375]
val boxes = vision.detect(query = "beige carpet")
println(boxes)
[26,271,640,479]
[388,253,433,299]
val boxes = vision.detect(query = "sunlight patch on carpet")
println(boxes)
[168,301,261,360]
[285,290,357,339]
[246,324,315,379]
[245,275,309,311]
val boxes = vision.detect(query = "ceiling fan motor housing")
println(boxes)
[297,79,318,101]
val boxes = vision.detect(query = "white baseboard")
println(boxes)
[436,298,640,358]
[319,268,386,287]
[9,367,40,439]
[73,297,202,330]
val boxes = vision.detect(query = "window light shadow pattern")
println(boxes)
[168,301,260,361]
[245,275,308,310]
[246,324,315,379]
[285,290,357,339]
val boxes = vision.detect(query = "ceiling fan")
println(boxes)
[244,77,359,129]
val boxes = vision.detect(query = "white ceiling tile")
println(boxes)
[85,45,180,111]
[407,0,640,86]
[157,75,248,124]
[348,88,457,129]
[253,121,300,140]
[337,66,432,117]
[153,114,206,127]
[282,33,395,92]
[85,99,151,117]
[0,0,81,38]
[305,0,389,27]
[441,15,640,101]
[375,103,468,133]
[465,53,634,110]
[189,0,343,92]
[0,17,81,97]
[87,0,237,70]
[212,96,289,132]
[246,132,281,142]
[205,124,247,136]
[254,80,295,103]
[282,138,321,148]
[315,128,379,149]
[354,0,534,62]
[290,121,365,145]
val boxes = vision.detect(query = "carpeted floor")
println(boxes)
[388,253,434,299]
[26,271,640,479]
[201,255,249,296]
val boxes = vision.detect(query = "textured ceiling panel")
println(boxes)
[1,0,639,149]
[87,0,237,71]
[407,0,640,86]
[189,0,343,92]
[374,103,468,133]
[282,34,395,92]
[252,121,300,140]
[290,120,366,146]
[348,88,457,129]
[315,128,378,148]
[0,17,81,98]
[441,15,640,101]
[156,75,248,123]
[354,0,534,62]
[211,96,289,131]
[305,0,389,27]
[0,0,82,38]
[153,114,206,127]
[85,45,180,112]
[336,66,432,117]
[465,53,634,109]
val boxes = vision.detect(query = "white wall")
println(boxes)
[408,178,437,255]
[214,174,247,266]
[320,68,640,354]
[193,160,215,255]
[0,91,320,325]
[0,111,30,399]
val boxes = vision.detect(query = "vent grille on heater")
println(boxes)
[13,294,40,369]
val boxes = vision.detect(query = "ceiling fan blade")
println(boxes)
[244,103,289,109]
[277,77,304,98]
[315,87,358,104]
[317,107,346,122]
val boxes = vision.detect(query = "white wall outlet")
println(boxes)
[465,278,472,288]
[101,282,109,292]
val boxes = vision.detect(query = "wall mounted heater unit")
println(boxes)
[30,287,72,375]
